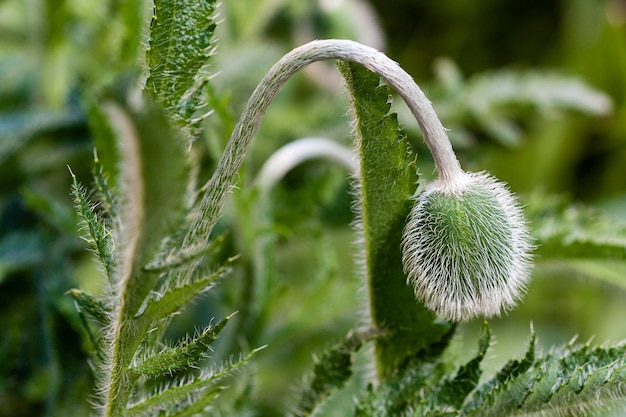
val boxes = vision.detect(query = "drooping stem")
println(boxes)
[175,40,463,382]
[184,39,463,252]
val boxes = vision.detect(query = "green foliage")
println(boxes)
[70,97,252,415]
[429,59,612,148]
[3,1,626,416]
[338,61,451,378]
[295,328,381,416]
[529,193,626,260]
[146,0,218,133]
[463,334,626,417]
[70,168,115,282]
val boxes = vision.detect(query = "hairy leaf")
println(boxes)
[464,327,536,412]
[136,256,233,324]
[463,339,626,417]
[130,316,232,377]
[145,0,218,131]
[127,348,264,417]
[68,289,111,325]
[354,326,457,417]
[435,323,490,409]
[71,169,116,282]
[296,329,381,416]
[338,61,451,378]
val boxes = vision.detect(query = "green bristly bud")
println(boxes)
[402,171,533,322]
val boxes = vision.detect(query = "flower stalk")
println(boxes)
[193,39,532,378]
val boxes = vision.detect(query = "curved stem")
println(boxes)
[186,39,463,250]
[223,39,462,188]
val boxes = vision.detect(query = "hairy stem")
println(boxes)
[183,39,462,382]
[185,39,462,252]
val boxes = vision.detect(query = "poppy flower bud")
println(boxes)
[401,171,533,322]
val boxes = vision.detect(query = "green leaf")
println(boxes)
[67,289,111,325]
[463,338,626,417]
[296,328,381,416]
[354,325,457,417]
[529,194,626,260]
[126,348,264,417]
[145,0,218,132]
[464,327,536,413]
[70,168,116,282]
[338,61,451,379]
[83,92,121,191]
[96,96,194,416]
[136,255,234,324]
[130,316,232,377]
[435,323,491,409]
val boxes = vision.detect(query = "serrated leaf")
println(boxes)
[435,323,491,409]
[135,256,233,323]
[130,316,232,377]
[145,0,218,131]
[296,328,380,416]
[464,327,536,412]
[126,348,264,417]
[463,340,626,417]
[338,61,451,378]
[354,326,457,417]
[70,168,116,282]
[96,96,196,415]
[68,289,111,325]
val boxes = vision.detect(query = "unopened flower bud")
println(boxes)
[401,171,533,322]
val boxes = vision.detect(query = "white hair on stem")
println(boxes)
[191,39,532,323]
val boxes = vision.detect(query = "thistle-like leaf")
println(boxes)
[464,327,536,412]
[67,289,111,325]
[434,322,491,409]
[135,256,234,323]
[145,0,218,131]
[130,315,232,377]
[296,328,381,416]
[354,326,457,417]
[127,348,264,417]
[70,168,116,281]
[463,339,626,417]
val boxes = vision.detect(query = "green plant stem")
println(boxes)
[188,40,462,379]
[185,39,464,257]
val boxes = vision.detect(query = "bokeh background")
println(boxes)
[1,0,625,415]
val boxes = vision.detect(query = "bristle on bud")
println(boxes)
[401,171,533,322]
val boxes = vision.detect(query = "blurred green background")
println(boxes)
[1,0,625,415]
